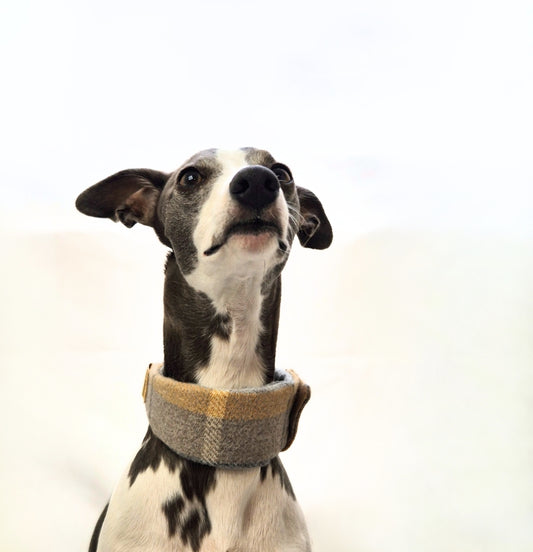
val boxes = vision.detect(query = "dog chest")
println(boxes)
[97,453,309,552]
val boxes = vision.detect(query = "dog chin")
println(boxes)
[228,231,277,254]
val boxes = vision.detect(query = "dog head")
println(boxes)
[76,148,332,296]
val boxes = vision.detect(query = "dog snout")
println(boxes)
[229,166,280,210]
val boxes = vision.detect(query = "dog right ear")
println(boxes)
[76,169,169,229]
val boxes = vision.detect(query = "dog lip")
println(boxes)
[204,243,223,256]
[203,218,281,256]
[227,218,280,237]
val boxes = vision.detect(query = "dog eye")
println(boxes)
[271,164,293,185]
[178,168,203,187]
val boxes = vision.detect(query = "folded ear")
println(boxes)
[296,187,333,249]
[75,169,169,228]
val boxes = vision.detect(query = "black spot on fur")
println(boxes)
[179,461,216,551]
[180,460,217,502]
[160,464,215,551]
[271,457,296,499]
[260,457,296,500]
[162,494,185,537]
[181,508,212,552]
[128,428,181,486]
[163,498,212,552]
[129,428,216,551]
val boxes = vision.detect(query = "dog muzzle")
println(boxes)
[142,363,311,469]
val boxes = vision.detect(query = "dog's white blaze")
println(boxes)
[186,149,290,390]
[191,149,248,259]
[189,149,290,290]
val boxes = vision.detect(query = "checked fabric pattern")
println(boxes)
[143,363,311,468]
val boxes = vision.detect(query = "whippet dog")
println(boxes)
[76,148,332,552]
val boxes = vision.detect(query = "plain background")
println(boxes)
[1,0,532,550]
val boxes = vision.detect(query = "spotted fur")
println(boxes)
[77,148,332,552]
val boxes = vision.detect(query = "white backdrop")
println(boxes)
[1,1,532,551]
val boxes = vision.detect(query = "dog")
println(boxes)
[76,147,332,552]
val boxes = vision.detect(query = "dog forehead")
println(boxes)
[241,147,276,166]
[176,147,276,173]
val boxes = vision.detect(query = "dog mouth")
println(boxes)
[204,218,285,256]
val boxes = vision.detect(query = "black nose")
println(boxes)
[229,166,280,210]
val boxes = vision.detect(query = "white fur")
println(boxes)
[193,246,269,390]
[187,149,289,309]
[203,470,310,551]
[190,149,250,261]
[95,149,310,551]
[98,464,184,552]
[98,463,310,552]
[190,149,290,261]
[187,149,290,390]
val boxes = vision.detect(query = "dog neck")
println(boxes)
[162,252,281,389]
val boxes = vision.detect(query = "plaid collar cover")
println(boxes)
[142,363,311,469]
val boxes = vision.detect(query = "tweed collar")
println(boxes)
[142,363,311,469]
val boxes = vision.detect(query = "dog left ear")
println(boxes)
[296,187,333,249]
[76,169,169,228]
